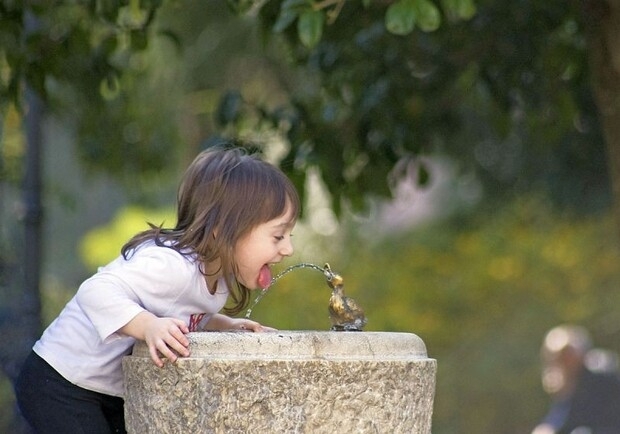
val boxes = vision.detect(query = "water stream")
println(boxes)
[245,262,332,318]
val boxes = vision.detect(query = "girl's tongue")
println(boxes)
[257,265,272,289]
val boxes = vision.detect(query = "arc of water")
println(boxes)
[245,263,333,318]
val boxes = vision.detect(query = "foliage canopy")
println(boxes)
[1,0,611,214]
[218,0,610,215]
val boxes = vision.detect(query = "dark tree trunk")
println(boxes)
[2,10,46,434]
[584,0,620,241]
[21,84,44,359]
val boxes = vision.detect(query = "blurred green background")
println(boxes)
[2,1,620,433]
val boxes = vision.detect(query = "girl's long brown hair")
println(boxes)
[121,145,301,315]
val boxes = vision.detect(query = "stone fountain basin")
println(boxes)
[123,331,437,433]
[130,330,429,360]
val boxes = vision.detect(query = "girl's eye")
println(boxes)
[275,236,285,241]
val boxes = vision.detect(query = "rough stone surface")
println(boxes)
[123,331,436,434]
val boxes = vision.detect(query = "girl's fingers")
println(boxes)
[171,318,190,335]
[149,345,165,368]
[167,325,190,354]
[242,320,277,332]
[147,320,191,367]
[157,339,180,363]
[165,333,190,358]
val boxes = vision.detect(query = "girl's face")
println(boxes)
[234,203,296,289]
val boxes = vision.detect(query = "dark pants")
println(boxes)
[14,351,126,434]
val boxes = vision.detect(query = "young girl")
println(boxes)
[14,146,300,433]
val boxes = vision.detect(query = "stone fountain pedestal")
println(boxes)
[122,331,436,433]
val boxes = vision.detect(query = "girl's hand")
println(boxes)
[203,313,277,332]
[120,311,190,368]
[230,317,278,332]
[143,316,191,367]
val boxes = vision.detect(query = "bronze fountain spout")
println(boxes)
[324,263,367,331]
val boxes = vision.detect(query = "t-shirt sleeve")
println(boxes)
[75,245,195,343]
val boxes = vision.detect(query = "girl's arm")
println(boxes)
[118,311,190,368]
[204,313,277,332]
[76,247,201,367]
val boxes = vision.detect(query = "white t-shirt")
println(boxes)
[33,243,229,397]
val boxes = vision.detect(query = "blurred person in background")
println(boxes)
[531,324,620,434]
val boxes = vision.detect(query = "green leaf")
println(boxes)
[441,0,476,21]
[274,0,310,31]
[415,0,441,32]
[273,9,298,33]
[297,9,324,48]
[226,0,256,14]
[385,0,416,36]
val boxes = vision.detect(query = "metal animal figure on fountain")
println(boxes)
[324,263,367,331]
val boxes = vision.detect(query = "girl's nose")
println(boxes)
[280,237,294,257]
